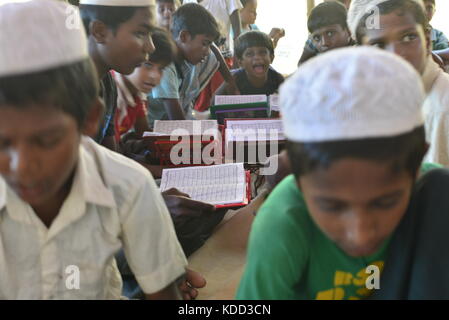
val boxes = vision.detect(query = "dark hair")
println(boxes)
[171,3,220,40]
[355,0,428,44]
[308,1,348,34]
[234,30,274,60]
[149,28,177,65]
[79,5,150,35]
[240,0,255,7]
[287,126,427,179]
[0,59,99,128]
[424,0,435,5]
[156,0,175,3]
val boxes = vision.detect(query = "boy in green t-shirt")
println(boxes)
[237,46,449,300]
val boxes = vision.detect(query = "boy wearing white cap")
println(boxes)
[237,47,449,299]
[348,0,449,167]
[79,0,156,151]
[0,0,187,299]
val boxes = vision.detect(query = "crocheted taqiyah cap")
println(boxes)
[0,0,88,77]
[347,0,424,40]
[280,46,425,143]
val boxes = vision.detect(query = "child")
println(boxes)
[0,0,187,299]
[214,31,284,96]
[240,0,258,33]
[183,0,243,112]
[184,0,243,57]
[79,0,156,152]
[237,46,449,300]
[239,0,285,48]
[349,0,449,167]
[156,0,178,31]
[148,3,237,123]
[112,29,176,143]
[298,1,354,65]
[424,0,449,50]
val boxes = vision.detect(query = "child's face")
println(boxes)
[298,158,414,257]
[238,46,273,79]
[102,7,156,75]
[126,61,167,94]
[0,105,82,209]
[178,32,215,65]
[156,1,176,30]
[240,0,258,26]
[311,24,350,53]
[361,10,429,75]
[424,1,435,22]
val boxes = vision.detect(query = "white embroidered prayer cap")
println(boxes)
[347,0,424,40]
[79,0,155,6]
[0,0,88,77]
[280,46,425,143]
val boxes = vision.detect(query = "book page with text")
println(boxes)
[160,163,246,205]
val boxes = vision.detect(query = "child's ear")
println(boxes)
[90,20,110,44]
[81,97,104,138]
[179,30,192,44]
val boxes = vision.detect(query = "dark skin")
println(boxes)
[213,46,273,99]
[360,10,430,75]
[162,32,238,119]
[0,100,103,228]
[298,159,417,257]
[87,7,156,151]
[311,24,351,53]
[298,24,351,66]
[265,153,424,257]
[0,100,189,299]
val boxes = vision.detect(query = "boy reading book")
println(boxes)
[237,46,449,300]
[0,0,187,299]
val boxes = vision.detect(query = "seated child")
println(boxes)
[237,46,449,300]
[214,30,284,96]
[424,0,449,50]
[349,0,449,166]
[0,0,187,299]
[239,0,285,48]
[112,29,176,143]
[148,3,238,123]
[79,0,157,152]
[183,0,243,112]
[298,1,354,65]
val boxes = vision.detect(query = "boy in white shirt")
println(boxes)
[0,0,187,299]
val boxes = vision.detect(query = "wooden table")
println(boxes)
[187,191,267,300]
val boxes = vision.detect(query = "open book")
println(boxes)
[214,94,280,111]
[143,120,219,138]
[225,119,285,142]
[214,95,267,106]
[160,163,250,207]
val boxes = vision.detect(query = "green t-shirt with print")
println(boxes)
[236,162,442,300]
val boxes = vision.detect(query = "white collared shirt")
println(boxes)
[0,137,187,299]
